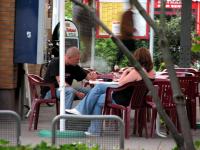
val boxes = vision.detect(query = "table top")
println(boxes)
[89,80,119,85]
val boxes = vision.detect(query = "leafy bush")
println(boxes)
[0,140,99,150]
[95,38,148,71]
[192,35,200,53]
[172,140,200,150]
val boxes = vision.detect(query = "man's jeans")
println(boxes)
[44,86,90,109]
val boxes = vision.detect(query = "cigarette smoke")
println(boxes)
[80,56,111,73]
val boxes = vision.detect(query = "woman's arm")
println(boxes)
[119,68,156,86]
[118,67,133,80]
[118,68,141,86]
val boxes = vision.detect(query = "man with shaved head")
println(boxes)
[41,46,97,109]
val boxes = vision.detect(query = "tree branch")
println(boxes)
[71,0,194,149]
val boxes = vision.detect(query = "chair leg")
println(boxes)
[34,102,40,130]
[137,109,148,137]
[146,108,151,122]
[143,108,149,138]
[190,100,196,129]
[29,101,36,130]
[138,110,143,137]
[133,110,138,135]
[124,109,131,139]
[150,109,157,137]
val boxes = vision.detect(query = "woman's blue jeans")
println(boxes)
[75,83,117,134]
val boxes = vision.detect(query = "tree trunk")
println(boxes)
[179,0,192,67]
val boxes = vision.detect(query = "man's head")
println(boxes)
[65,47,80,65]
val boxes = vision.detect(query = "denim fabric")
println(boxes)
[44,86,90,109]
[75,83,117,134]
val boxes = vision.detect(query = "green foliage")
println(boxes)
[95,18,183,71]
[65,1,73,19]
[95,38,119,69]
[0,139,9,145]
[154,15,199,70]
[192,36,200,53]
[95,38,149,70]
[153,16,181,70]
[0,140,99,150]
[172,139,200,150]
[95,17,185,71]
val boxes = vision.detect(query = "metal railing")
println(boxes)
[0,110,21,145]
[51,114,124,150]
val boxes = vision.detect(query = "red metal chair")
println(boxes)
[193,71,200,78]
[147,80,180,137]
[162,69,200,108]
[159,71,194,77]
[174,68,198,73]
[193,72,200,106]
[102,80,149,138]
[178,76,199,129]
[27,74,59,130]
[163,68,198,73]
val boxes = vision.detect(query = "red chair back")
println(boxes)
[27,74,58,130]
[103,80,149,138]
[153,80,175,108]
[178,76,199,129]
[174,68,198,73]
[178,76,199,99]
[159,71,194,77]
[193,71,200,78]
[28,74,43,100]
[129,81,149,109]
[104,80,148,108]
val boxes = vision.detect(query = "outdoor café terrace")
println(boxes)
[0,68,200,150]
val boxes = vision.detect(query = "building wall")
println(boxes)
[0,0,19,113]
[0,0,53,89]
[0,0,52,115]
[0,0,17,89]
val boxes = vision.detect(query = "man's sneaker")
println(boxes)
[84,131,100,137]
[65,108,81,115]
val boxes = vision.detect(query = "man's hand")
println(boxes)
[75,91,85,99]
[87,71,97,81]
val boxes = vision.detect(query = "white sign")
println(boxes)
[65,20,79,37]
[65,20,79,49]
[112,21,121,35]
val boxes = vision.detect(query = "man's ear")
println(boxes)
[65,55,68,59]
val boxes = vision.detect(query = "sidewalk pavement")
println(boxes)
[20,103,200,150]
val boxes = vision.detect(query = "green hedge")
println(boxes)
[0,140,99,150]
[172,140,200,150]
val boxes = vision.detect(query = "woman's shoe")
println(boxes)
[84,131,100,137]
[65,108,81,115]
